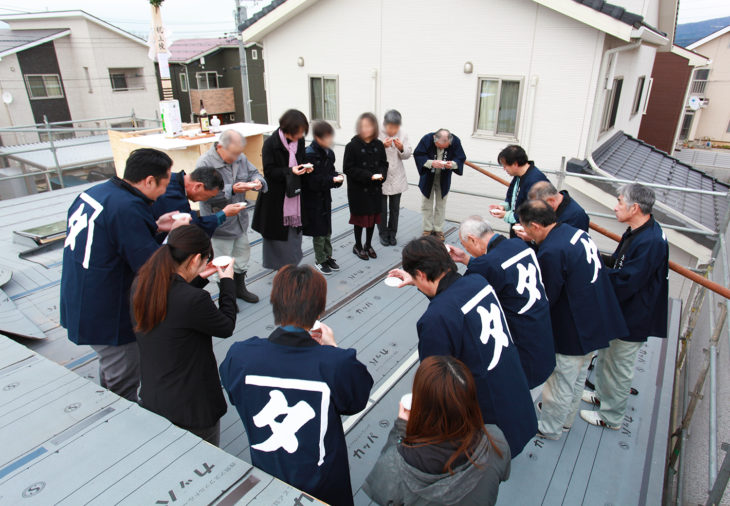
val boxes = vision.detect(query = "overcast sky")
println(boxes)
[0,0,728,40]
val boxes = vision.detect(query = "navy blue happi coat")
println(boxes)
[416,271,537,457]
[555,190,590,232]
[60,177,160,346]
[605,216,669,342]
[219,328,373,506]
[466,235,555,388]
[536,224,628,355]
[150,171,223,237]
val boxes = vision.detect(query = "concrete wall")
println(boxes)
[692,31,730,143]
[260,0,658,189]
[3,15,160,130]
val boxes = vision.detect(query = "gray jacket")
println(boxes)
[379,130,412,195]
[363,419,511,506]
[197,144,268,239]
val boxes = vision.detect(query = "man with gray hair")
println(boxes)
[413,129,466,240]
[449,215,555,389]
[528,181,589,232]
[581,183,669,430]
[198,129,267,304]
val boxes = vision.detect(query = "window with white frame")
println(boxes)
[108,68,145,91]
[474,77,522,137]
[25,74,63,99]
[310,76,338,123]
[600,77,623,133]
[196,71,219,89]
[632,76,646,115]
[179,73,188,92]
[251,49,258,60]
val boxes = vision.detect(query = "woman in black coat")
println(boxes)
[132,225,237,446]
[251,109,309,270]
[343,113,389,260]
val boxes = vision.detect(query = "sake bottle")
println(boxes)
[199,100,210,133]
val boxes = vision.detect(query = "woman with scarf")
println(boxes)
[252,109,310,270]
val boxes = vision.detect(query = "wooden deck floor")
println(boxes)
[0,182,678,505]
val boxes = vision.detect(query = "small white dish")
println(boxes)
[334,175,344,182]
[445,244,452,253]
[236,202,247,209]
[211,255,233,267]
[311,320,322,331]
[373,173,383,180]
[384,276,401,287]
[172,212,191,221]
[401,393,413,411]
[513,224,525,233]
[302,163,314,168]
[490,208,501,216]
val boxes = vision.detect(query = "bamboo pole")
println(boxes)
[464,160,730,300]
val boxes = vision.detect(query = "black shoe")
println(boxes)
[316,262,333,275]
[366,247,377,259]
[353,246,369,260]
[389,235,397,246]
[234,271,259,303]
[379,235,390,246]
[326,258,340,271]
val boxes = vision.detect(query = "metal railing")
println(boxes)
[0,112,161,197]
[462,159,730,505]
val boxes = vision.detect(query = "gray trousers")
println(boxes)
[211,235,251,274]
[594,339,643,426]
[538,352,593,438]
[91,342,140,402]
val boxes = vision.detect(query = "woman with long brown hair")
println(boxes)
[132,225,237,445]
[363,355,511,505]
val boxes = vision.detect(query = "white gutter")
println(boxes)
[584,40,642,171]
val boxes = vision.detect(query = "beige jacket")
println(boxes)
[379,130,412,195]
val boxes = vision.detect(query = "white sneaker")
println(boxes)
[581,390,600,406]
[580,410,619,430]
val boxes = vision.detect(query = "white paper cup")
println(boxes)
[401,393,413,411]
[384,276,401,287]
[211,255,233,268]
[172,212,191,221]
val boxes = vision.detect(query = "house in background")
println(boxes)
[0,10,161,146]
[682,25,730,144]
[240,0,671,173]
[166,37,268,125]
[637,44,710,154]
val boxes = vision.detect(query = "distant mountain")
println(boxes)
[675,16,730,47]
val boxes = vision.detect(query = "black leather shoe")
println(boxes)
[389,235,397,246]
[353,246,369,260]
[366,247,377,259]
[379,235,390,246]
[234,271,259,303]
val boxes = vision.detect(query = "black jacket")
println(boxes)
[302,141,342,237]
[135,275,237,429]
[252,129,306,241]
[343,136,389,216]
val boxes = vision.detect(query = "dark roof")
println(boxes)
[168,37,239,63]
[0,28,69,56]
[572,0,666,34]
[238,0,287,32]
[567,132,729,233]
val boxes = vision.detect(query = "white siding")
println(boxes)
[263,0,608,172]
[3,16,160,129]
[0,53,38,145]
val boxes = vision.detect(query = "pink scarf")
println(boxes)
[279,129,302,227]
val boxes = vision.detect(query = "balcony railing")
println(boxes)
[691,79,708,95]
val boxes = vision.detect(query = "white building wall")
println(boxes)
[2,15,160,130]
[691,32,730,143]
[0,53,37,145]
[263,0,609,173]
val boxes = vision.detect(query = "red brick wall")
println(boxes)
[190,88,235,115]
[638,53,693,153]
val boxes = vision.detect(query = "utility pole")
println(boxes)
[234,0,253,122]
